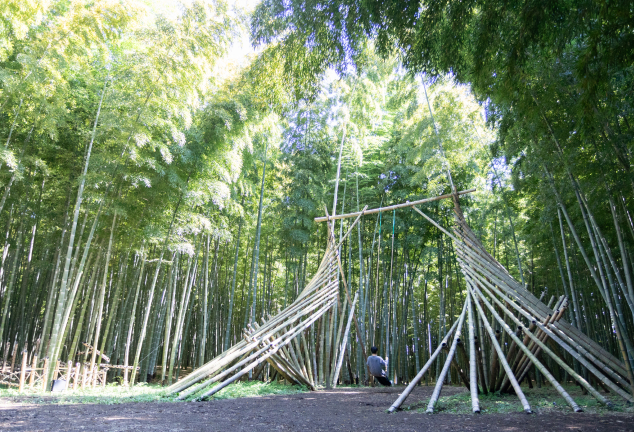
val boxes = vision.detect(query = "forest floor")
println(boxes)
[1,384,633,431]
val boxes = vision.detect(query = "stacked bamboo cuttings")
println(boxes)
[166,210,366,399]
[390,193,634,413]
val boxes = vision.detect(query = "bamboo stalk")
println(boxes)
[29,355,37,387]
[474,337,487,394]
[73,362,80,389]
[41,358,48,391]
[451,342,471,390]
[18,351,26,392]
[466,294,480,413]
[53,360,60,382]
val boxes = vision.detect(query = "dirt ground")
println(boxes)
[1,385,633,431]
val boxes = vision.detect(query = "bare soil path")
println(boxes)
[1,386,632,431]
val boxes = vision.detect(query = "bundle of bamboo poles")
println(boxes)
[166,208,367,399]
[389,193,634,413]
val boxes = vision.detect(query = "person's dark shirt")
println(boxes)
[367,355,387,377]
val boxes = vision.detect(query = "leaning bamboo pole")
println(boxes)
[332,292,358,388]
[425,300,468,413]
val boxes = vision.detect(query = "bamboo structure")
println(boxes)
[167,186,632,414]
[388,191,633,413]
[166,208,368,399]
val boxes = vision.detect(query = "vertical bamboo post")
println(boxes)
[53,360,60,381]
[74,362,81,389]
[466,293,480,413]
[81,363,87,388]
[19,351,27,392]
[42,358,49,391]
[474,337,487,393]
[86,363,92,388]
[30,355,37,387]
[92,365,98,387]
[1,342,7,372]
[489,330,500,388]
[10,344,17,373]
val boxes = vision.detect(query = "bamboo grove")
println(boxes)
[1,0,634,398]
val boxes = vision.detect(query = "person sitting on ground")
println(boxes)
[367,346,391,386]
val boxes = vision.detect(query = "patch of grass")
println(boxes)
[201,381,308,400]
[0,382,167,405]
[402,385,634,415]
[0,381,308,405]
[180,380,307,401]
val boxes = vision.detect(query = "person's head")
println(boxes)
[371,346,378,355]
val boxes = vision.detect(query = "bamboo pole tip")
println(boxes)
[524,409,533,414]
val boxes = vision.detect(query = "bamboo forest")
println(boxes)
[1,0,634,430]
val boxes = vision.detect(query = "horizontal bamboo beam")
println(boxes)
[314,188,476,223]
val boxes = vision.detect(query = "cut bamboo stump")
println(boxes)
[41,358,49,392]
[30,355,37,387]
